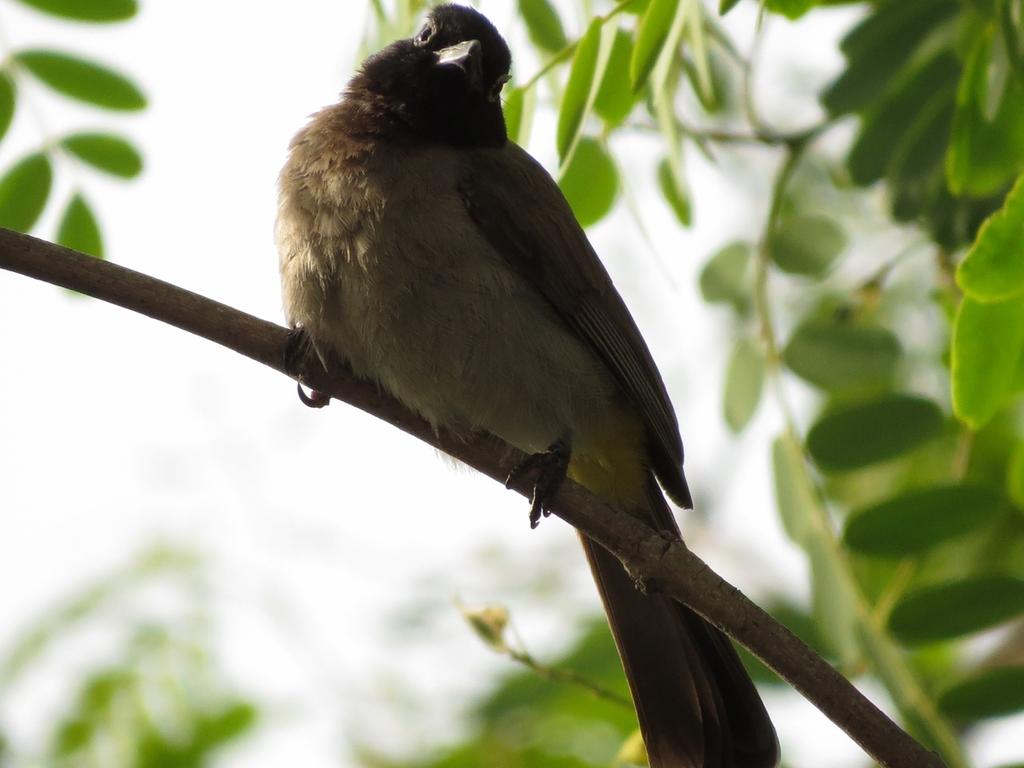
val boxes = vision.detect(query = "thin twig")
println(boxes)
[741,5,768,135]
[753,144,804,426]
[507,648,633,708]
[872,560,918,626]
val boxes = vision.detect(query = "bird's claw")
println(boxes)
[285,328,330,408]
[296,382,330,408]
[506,441,570,529]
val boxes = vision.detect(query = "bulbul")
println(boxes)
[276,5,778,766]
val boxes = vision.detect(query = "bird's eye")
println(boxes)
[489,74,510,102]
[414,23,435,46]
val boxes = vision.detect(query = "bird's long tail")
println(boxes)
[578,476,779,768]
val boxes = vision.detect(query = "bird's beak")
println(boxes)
[436,39,483,93]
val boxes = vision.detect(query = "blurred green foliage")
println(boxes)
[0,0,146,259]
[0,547,258,768]
[358,621,640,768]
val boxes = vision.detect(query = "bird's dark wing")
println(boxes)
[459,142,690,508]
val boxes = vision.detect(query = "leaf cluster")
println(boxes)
[701,2,1024,759]
[0,0,146,260]
[504,0,736,228]
[823,0,1024,250]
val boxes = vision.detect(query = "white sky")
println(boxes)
[0,1,1020,767]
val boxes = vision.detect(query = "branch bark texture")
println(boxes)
[0,228,946,768]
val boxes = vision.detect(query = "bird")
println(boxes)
[275,4,778,766]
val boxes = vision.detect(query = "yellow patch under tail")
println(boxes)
[567,405,649,514]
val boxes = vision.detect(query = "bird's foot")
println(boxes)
[506,441,570,529]
[285,327,330,409]
[284,327,313,375]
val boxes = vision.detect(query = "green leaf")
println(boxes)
[57,194,103,258]
[594,30,636,127]
[838,0,954,61]
[724,336,764,432]
[657,158,691,226]
[11,0,136,21]
[783,320,900,392]
[682,0,712,105]
[946,29,989,195]
[956,173,1024,302]
[719,0,741,15]
[888,91,955,189]
[648,1,689,236]
[808,531,860,666]
[53,718,92,756]
[929,184,1009,252]
[60,132,143,178]
[193,701,258,748]
[556,19,606,162]
[80,668,131,713]
[517,0,566,54]
[772,433,816,546]
[652,75,690,236]
[985,21,1012,122]
[630,0,677,92]
[807,394,944,471]
[765,0,814,20]
[1004,0,1024,72]
[767,214,846,276]
[951,295,1024,429]
[684,47,729,114]
[888,575,1024,644]
[699,241,750,308]
[503,86,536,147]
[947,28,1024,197]
[503,87,523,144]
[0,153,52,232]
[843,484,1004,557]
[939,667,1024,722]
[771,432,860,664]
[622,0,651,13]
[0,73,15,143]
[1012,346,1024,394]
[846,52,959,186]
[1007,441,1024,507]
[558,138,618,227]
[14,50,145,110]
[821,0,960,115]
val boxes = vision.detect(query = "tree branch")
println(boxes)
[0,228,946,768]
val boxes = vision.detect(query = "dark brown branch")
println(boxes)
[0,228,946,768]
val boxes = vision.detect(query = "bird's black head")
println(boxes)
[349,4,512,147]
